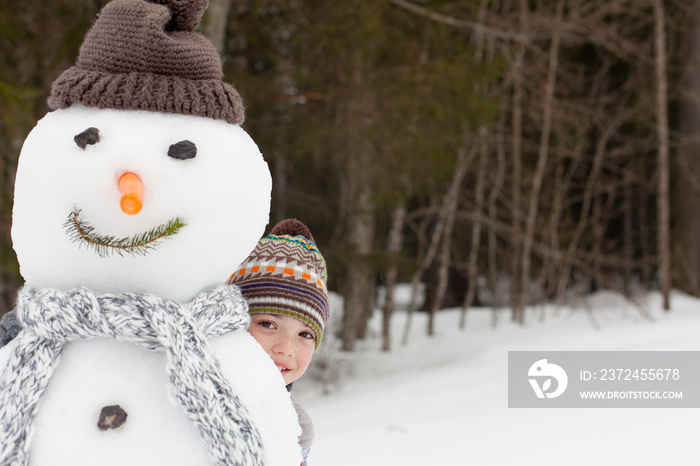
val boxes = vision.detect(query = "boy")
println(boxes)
[227,219,328,466]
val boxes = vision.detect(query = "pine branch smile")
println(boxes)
[64,208,186,257]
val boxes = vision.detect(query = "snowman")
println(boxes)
[0,1,301,465]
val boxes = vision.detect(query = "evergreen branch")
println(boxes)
[64,208,186,258]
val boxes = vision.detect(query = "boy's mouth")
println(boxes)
[275,363,291,374]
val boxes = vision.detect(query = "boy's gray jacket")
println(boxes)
[0,310,20,348]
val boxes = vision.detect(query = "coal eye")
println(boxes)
[168,140,197,160]
[74,127,100,149]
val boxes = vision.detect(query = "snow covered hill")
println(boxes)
[294,287,700,466]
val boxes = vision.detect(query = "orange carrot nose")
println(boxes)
[118,172,144,215]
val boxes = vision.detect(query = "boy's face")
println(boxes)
[248,313,316,385]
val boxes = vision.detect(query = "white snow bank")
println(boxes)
[295,287,700,466]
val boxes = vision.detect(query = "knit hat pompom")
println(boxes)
[270,219,315,243]
[228,219,328,349]
[150,0,207,31]
[48,0,245,124]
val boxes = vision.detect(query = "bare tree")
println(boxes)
[427,146,474,335]
[509,0,528,323]
[381,201,407,351]
[653,0,671,310]
[388,0,677,326]
[488,113,508,325]
[676,1,700,295]
[341,184,375,351]
[460,130,488,328]
[516,0,565,319]
[402,147,475,344]
[202,0,234,55]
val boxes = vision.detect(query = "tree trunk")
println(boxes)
[639,183,653,290]
[381,202,407,351]
[402,198,440,345]
[341,182,375,351]
[403,148,474,344]
[202,0,234,55]
[676,2,700,296]
[591,195,604,291]
[489,114,507,326]
[339,43,378,351]
[509,0,527,323]
[426,147,473,336]
[653,0,671,310]
[460,131,488,328]
[623,170,633,297]
[517,0,564,320]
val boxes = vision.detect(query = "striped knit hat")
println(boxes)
[228,219,328,349]
[48,0,245,125]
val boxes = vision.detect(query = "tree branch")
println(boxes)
[389,0,526,42]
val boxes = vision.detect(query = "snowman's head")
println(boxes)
[12,106,271,302]
[11,0,272,302]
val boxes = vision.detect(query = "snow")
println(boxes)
[294,286,700,466]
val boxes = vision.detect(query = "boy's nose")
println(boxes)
[272,336,294,356]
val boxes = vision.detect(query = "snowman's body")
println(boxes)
[1,105,302,465]
[0,333,298,466]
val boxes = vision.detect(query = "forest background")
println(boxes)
[2,0,700,352]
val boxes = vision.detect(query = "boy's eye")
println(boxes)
[259,321,275,329]
[300,331,315,341]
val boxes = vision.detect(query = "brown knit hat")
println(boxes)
[228,219,329,349]
[48,0,245,124]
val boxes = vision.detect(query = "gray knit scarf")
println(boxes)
[0,285,265,466]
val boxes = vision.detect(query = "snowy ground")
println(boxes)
[294,286,700,466]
